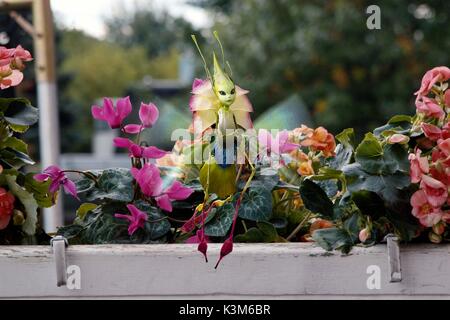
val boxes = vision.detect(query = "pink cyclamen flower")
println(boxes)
[258,129,299,155]
[411,190,443,227]
[415,66,450,98]
[415,97,444,119]
[409,149,429,183]
[131,163,163,197]
[130,164,193,212]
[420,175,448,207]
[155,181,194,212]
[91,97,132,129]
[123,102,159,134]
[113,137,167,159]
[34,165,79,200]
[115,204,148,236]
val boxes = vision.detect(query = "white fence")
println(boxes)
[0,243,449,299]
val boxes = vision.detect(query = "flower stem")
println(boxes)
[286,211,312,241]
[63,170,99,187]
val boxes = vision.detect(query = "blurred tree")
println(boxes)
[192,0,450,136]
[105,8,197,56]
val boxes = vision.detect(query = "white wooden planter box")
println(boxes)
[0,243,449,299]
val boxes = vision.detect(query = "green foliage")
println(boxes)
[204,203,234,237]
[235,221,278,243]
[58,200,170,244]
[312,215,361,254]
[76,168,134,202]
[299,179,334,219]
[0,97,50,244]
[236,187,273,221]
[301,120,420,253]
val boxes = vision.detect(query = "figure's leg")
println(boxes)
[215,152,256,268]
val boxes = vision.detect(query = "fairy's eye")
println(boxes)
[230,88,235,94]
[219,91,226,96]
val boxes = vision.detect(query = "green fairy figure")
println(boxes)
[188,32,256,268]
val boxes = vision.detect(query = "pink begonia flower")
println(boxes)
[415,66,450,98]
[419,175,448,207]
[422,123,443,141]
[415,97,444,119]
[91,97,132,129]
[445,90,450,107]
[115,204,148,236]
[123,102,159,134]
[387,134,409,144]
[34,165,79,200]
[0,66,23,90]
[411,190,443,227]
[190,78,253,135]
[258,129,299,155]
[131,164,194,212]
[409,149,429,184]
[113,137,167,159]
[438,138,450,157]
[10,45,32,70]
[0,46,14,67]
[358,228,370,242]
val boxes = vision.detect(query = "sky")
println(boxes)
[50,0,210,38]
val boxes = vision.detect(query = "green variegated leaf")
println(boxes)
[237,187,272,221]
[204,202,234,237]
[87,168,133,202]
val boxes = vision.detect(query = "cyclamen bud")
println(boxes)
[198,239,208,263]
[429,231,442,244]
[215,237,233,269]
[359,227,371,243]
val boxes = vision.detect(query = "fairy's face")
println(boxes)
[213,53,236,107]
[214,80,236,107]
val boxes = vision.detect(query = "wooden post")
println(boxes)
[32,0,62,233]
[0,0,62,232]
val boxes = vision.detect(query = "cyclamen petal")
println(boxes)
[122,124,143,134]
[131,163,163,197]
[156,194,172,212]
[113,137,133,148]
[165,181,194,200]
[91,97,132,129]
[139,103,159,127]
[142,146,167,159]
[117,96,132,120]
[63,179,79,200]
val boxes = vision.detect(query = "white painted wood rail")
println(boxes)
[0,243,450,299]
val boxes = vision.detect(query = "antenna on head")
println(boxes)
[213,30,226,68]
[191,34,212,82]
[226,61,233,77]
